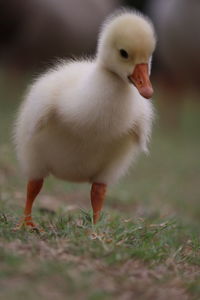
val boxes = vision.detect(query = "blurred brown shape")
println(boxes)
[0,0,120,71]
[148,0,200,127]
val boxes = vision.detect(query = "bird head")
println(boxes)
[97,10,156,99]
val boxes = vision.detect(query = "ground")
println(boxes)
[0,75,200,300]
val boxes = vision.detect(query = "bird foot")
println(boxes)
[93,212,100,224]
[13,216,44,233]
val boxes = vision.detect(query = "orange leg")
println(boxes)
[14,179,43,231]
[91,182,107,224]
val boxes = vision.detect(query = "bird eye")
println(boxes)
[119,49,129,59]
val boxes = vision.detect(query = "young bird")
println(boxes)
[14,9,156,229]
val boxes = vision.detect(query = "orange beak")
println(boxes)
[128,63,153,99]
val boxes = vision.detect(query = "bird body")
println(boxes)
[14,10,156,226]
[15,60,153,184]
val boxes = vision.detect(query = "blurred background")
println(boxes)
[0,0,200,223]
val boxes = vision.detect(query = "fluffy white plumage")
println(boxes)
[14,10,156,185]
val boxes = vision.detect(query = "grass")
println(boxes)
[0,74,200,299]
